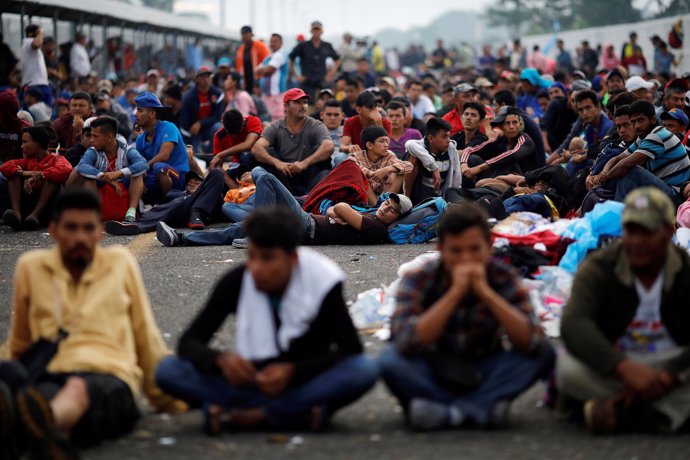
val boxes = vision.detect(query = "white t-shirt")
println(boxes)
[617,271,679,354]
[70,42,91,77]
[262,48,287,97]
[411,95,436,119]
[20,38,48,87]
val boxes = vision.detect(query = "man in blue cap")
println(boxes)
[659,108,689,140]
[134,91,190,203]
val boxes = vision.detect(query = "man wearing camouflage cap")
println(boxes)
[558,187,690,434]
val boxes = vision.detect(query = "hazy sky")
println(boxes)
[174,0,486,39]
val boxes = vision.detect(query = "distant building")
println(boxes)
[143,0,174,11]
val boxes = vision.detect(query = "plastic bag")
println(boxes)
[524,266,574,337]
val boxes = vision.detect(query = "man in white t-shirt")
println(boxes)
[20,24,51,106]
[559,187,690,434]
[70,32,91,78]
[256,34,289,121]
[406,80,436,119]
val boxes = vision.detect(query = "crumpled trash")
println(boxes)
[559,201,624,273]
[523,266,574,337]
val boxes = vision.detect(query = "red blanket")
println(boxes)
[302,159,368,214]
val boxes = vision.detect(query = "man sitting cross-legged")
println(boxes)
[350,126,413,205]
[378,204,554,430]
[66,116,147,222]
[155,166,412,248]
[155,207,379,433]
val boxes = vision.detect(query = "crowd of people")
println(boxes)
[1,18,690,458]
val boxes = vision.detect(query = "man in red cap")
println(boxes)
[250,88,334,195]
[180,66,224,153]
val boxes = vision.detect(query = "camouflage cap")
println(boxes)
[622,187,675,230]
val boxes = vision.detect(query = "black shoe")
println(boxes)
[23,216,40,231]
[2,210,23,231]
[17,387,80,460]
[156,221,181,247]
[105,221,141,236]
[188,211,205,230]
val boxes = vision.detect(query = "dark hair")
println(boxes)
[422,82,436,92]
[426,117,451,137]
[614,104,630,118]
[665,85,686,96]
[361,126,388,147]
[628,100,656,119]
[323,99,341,110]
[25,24,39,37]
[244,207,301,251]
[52,188,101,221]
[608,91,639,114]
[229,72,242,84]
[574,89,599,106]
[462,101,486,120]
[386,101,407,116]
[408,80,423,88]
[90,116,118,136]
[222,109,244,134]
[344,78,359,89]
[437,203,491,242]
[22,126,56,149]
[71,91,92,104]
[271,33,283,41]
[494,89,516,107]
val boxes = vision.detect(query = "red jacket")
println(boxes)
[0,91,31,163]
[0,153,73,188]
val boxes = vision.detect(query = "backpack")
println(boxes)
[388,197,447,244]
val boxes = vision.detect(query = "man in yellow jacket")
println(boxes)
[0,188,184,458]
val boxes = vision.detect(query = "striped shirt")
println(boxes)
[628,126,690,191]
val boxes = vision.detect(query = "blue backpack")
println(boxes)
[388,197,448,244]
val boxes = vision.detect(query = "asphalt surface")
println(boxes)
[1,226,689,460]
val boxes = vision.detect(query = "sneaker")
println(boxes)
[408,398,462,431]
[188,211,205,230]
[17,387,79,460]
[105,221,141,236]
[23,216,40,231]
[2,210,23,231]
[125,207,137,222]
[156,221,181,247]
[584,398,617,435]
[231,237,250,249]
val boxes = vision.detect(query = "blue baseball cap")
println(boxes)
[134,91,166,108]
[660,108,689,127]
[217,57,231,68]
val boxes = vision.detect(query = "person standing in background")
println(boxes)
[236,26,270,93]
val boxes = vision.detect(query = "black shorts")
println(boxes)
[36,372,140,447]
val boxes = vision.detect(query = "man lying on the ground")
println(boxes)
[0,188,184,458]
[250,88,334,196]
[1,126,72,231]
[558,187,690,434]
[67,116,147,223]
[379,204,554,431]
[155,166,412,247]
[350,126,413,205]
[405,117,461,205]
[104,169,225,235]
[155,207,379,433]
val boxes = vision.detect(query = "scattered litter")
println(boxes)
[286,435,304,449]
[158,437,176,446]
[163,333,171,339]
[220,259,234,263]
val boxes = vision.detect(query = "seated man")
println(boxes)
[558,187,690,434]
[460,106,538,187]
[350,126,413,205]
[1,126,72,231]
[50,91,96,155]
[379,204,554,430]
[155,166,411,247]
[134,92,190,203]
[155,208,378,433]
[211,109,263,188]
[104,169,226,235]
[67,116,147,222]
[320,99,347,166]
[0,188,183,457]
[250,88,335,196]
[64,116,96,167]
[405,117,462,205]
[659,108,689,140]
[587,100,690,205]
[387,101,422,160]
[451,101,489,150]
[340,90,392,154]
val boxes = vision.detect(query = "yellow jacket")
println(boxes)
[8,245,184,413]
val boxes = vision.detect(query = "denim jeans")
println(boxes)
[503,193,553,218]
[155,354,379,428]
[183,167,314,246]
[221,195,255,222]
[614,166,680,205]
[186,122,222,154]
[378,343,554,426]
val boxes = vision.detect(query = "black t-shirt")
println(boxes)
[243,42,254,91]
[453,130,488,150]
[539,97,578,150]
[310,214,389,245]
[340,99,357,119]
[289,40,340,85]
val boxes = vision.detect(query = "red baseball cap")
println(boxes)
[665,77,689,92]
[283,88,310,103]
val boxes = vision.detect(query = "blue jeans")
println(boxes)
[187,122,222,154]
[378,343,554,426]
[221,195,255,222]
[614,166,680,205]
[155,354,379,428]
[145,162,186,192]
[503,193,553,218]
[183,167,314,246]
[331,152,349,168]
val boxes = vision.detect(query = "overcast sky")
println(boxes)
[174,0,486,39]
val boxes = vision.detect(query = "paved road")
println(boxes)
[0,227,688,460]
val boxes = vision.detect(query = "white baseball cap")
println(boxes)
[83,117,98,130]
[625,76,654,92]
